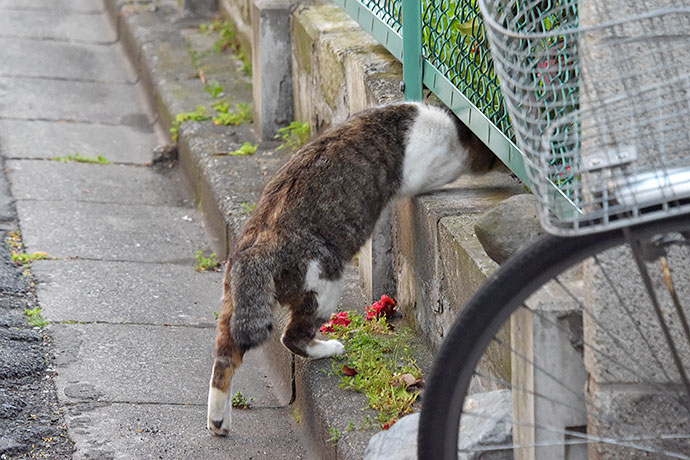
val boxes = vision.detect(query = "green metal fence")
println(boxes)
[332,0,529,186]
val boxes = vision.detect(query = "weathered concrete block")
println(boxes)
[440,215,511,393]
[393,169,523,349]
[583,246,690,385]
[251,0,300,140]
[291,3,400,133]
[474,194,543,265]
[585,381,690,459]
[358,205,396,301]
[181,0,217,16]
[512,274,588,460]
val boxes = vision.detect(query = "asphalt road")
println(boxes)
[0,157,74,459]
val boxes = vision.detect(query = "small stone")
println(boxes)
[363,413,418,460]
[363,390,513,460]
[151,144,178,166]
[474,194,543,264]
[0,435,22,455]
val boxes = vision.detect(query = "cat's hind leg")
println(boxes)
[281,261,344,359]
[207,286,244,436]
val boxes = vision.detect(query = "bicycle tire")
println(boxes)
[418,213,690,459]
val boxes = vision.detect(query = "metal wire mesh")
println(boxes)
[360,0,403,32]
[481,0,690,235]
[421,0,512,138]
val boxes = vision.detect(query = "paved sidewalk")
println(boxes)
[1,1,309,459]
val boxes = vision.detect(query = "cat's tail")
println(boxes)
[207,256,274,436]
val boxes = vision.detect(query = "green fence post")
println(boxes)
[402,0,423,101]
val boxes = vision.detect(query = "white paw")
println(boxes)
[306,339,345,359]
[207,384,232,436]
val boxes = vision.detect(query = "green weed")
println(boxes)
[240,201,257,215]
[53,153,111,164]
[237,49,252,76]
[228,143,258,157]
[205,80,224,99]
[200,19,251,75]
[326,312,422,426]
[213,103,252,126]
[25,307,49,328]
[194,250,220,272]
[231,391,253,409]
[327,427,341,446]
[171,105,210,142]
[276,121,310,153]
[187,41,212,70]
[12,252,49,266]
[213,20,237,53]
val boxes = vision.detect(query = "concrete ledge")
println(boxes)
[393,169,524,350]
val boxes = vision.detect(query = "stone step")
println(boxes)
[393,169,525,351]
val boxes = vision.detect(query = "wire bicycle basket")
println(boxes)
[479,0,690,235]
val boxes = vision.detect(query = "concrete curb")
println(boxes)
[103,1,432,458]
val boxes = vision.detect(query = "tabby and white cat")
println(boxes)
[207,102,492,435]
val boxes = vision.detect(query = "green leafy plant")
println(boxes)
[170,105,210,142]
[231,391,253,409]
[213,103,253,126]
[187,40,212,70]
[240,201,257,215]
[205,80,224,99]
[237,49,252,76]
[327,427,341,445]
[52,153,111,164]
[325,309,423,426]
[213,20,237,53]
[276,121,310,153]
[212,100,230,113]
[228,142,258,157]
[213,311,220,320]
[25,307,49,327]
[12,252,49,266]
[194,250,220,272]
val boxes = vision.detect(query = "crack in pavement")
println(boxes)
[0,72,140,86]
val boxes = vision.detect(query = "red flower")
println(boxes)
[319,311,351,333]
[382,417,398,430]
[366,295,397,321]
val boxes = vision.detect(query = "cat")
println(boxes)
[207,102,493,435]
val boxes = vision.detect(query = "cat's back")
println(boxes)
[249,104,421,230]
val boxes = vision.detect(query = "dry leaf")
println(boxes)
[342,365,357,376]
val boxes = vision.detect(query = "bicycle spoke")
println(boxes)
[660,255,690,357]
[626,229,690,412]
[485,331,689,456]
[459,408,690,459]
[592,254,673,382]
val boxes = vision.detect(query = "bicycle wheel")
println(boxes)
[418,213,690,459]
